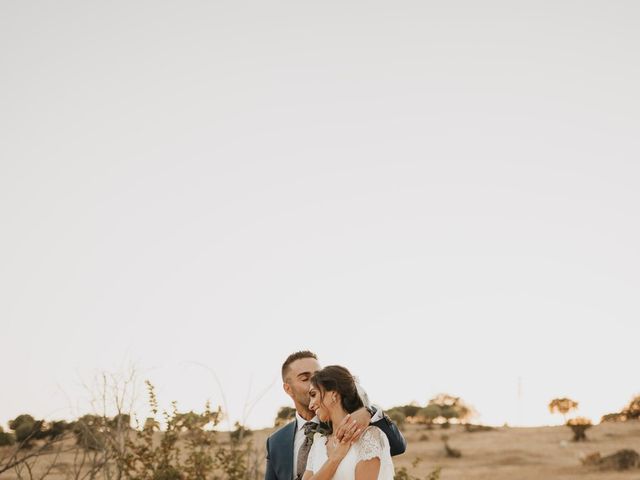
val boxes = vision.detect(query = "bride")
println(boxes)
[302,365,395,480]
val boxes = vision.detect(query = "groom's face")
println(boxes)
[284,357,321,411]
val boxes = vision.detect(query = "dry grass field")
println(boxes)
[391,421,640,480]
[254,421,640,479]
[2,421,639,479]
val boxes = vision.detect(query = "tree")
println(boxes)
[548,398,578,423]
[397,404,421,419]
[421,394,476,428]
[0,426,15,447]
[7,414,54,448]
[601,412,626,423]
[622,395,640,420]
[386,409,406,430]
[274,406,296,427]
[417,404,441,428]
[567,417,592,442]
[600,394,640,423]
[71,414,107,451]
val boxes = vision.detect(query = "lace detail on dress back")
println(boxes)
[355,426,385,462]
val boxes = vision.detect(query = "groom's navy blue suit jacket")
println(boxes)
[264,415,406,480]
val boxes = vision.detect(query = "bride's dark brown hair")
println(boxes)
[310,365,364,413]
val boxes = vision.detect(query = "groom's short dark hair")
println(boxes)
[281,350,318,381]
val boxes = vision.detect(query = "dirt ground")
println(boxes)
[2,421,639,479]
[389,421,640,480]
[252,420,640,479]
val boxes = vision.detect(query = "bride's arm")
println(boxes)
[355,458,381,480]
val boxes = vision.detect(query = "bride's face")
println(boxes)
[308,385,333,422]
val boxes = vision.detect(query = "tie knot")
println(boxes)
[303,421,317,436]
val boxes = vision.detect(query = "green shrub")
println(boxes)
[72,415,106,450]
[387,409,406,429]
[394,458,441,480]
[109,414,131,430]
[46,420,70,439]
[153,466,182,480]
[229,422,252,442]
[15,423,37,445]
[13,419,46,447]
[0,428,15,446]
[274,406,296,427]
[8,415,35,431]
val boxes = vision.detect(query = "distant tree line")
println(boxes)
[385,394,476,429]
[601,395,640,423]
[546,394,640,443]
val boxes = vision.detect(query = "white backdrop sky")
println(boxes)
[1,1,639,430]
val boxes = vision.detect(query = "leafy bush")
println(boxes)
[71,414,107,451]
[394,458,441,480]
[109,413,131,430]
[8,415,47,447]
[582,449,640,470]
[1,375,264,480]
[117,380,261,480]
[8,415,35,431]
[0,426,15,446]
[6,414,69,448]
[229,422,252,442]
[44,420,70,439]
[274,406,296,427]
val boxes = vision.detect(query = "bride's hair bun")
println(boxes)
[310,365,364,414]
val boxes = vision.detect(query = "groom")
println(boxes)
[264,351,406,480]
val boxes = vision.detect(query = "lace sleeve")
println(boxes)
[356,426,385,462]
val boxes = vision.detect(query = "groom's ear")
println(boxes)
[283,382,293,398]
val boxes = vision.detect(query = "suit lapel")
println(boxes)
[285,420,296,480]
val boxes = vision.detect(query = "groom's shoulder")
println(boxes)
[268,419,296,443]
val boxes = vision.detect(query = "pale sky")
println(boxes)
[1,1,639,431]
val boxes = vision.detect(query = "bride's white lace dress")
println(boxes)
[306,426,394,480]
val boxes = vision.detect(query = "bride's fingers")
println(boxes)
[340,420,359,443]
[343,427,361,443]
[334,414,352,441]
[347,419,359,435]
[350,427,364,443]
